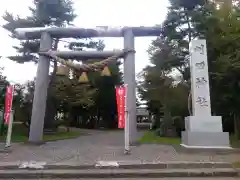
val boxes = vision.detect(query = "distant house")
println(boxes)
[136,107,149,123]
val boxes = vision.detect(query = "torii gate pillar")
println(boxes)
[124,29,137,144]
[29,32,52,143]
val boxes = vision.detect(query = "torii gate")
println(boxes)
[13,26,162,144]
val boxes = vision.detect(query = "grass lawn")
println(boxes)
[230,136,240,148]
[139,130,240,147]
[0,123,81,142]
[233,161,240,168]
[138,131,181,145]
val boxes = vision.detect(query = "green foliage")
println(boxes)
[206,1,240,137]
[2,0,116,130]
[139,0,240,134]
[52,75,97,109]
[2,0,77,63]
[0,67,9,109]
[138,131,181,144]
[139,0,240,138]
[139,131,240,147]
[34,0,76,26]
[168,0,205,10]
[13,81,35,130]
[83,61,122,129]
[0,123,81,142]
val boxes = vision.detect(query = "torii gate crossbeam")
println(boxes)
[14,26,162,39]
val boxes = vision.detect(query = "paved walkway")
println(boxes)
[0,129,240,164]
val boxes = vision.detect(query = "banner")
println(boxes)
[4,86,14,125]
[115,85,126,129]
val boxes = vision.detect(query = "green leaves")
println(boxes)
[52,75,97,108]
[33,0,77,26]
[139,0,210,119]
[2,0,77,64]
[204,2,240,114]
[168,0,206,10]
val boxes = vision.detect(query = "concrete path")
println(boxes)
[0,129,240,164]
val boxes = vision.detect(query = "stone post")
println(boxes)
[181,39,230,148]
[123,29,137,144]
[28,32,52,143]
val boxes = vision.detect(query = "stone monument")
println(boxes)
[181,39,230,148]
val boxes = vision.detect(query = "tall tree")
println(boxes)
[161,0,206,80]
[91,61,122,129]
[2,0,105,130]
[13,81,35,133]
[140,0,240,139]
[2,0,77,130]
[201,0,240,137]
[138,0,209,132]
[0,67,9,110]
[2,0,77,63]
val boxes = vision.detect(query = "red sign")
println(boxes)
[115,85,126,129]
[4,86,14,125]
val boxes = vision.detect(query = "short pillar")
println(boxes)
[123,29,137,144]
[181,39,230,148]
[29,32,52,143]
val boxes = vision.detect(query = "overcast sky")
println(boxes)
[0,0,169,83]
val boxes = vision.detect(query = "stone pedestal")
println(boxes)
[181,116,230,148]
[181,39,230,149]
[184,116,222,132]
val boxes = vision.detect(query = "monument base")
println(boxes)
[181,131,231,148]
[181,116,231,148]
[184,116,223,132]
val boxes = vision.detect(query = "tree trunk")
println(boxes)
[185,9,192,43]
[66,108,74,131]
[154,112,161,129]
[44,96,57,130]
[188,91,192,115]
[234,113,240,139]
[44,39,59,131]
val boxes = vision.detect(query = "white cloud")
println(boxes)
[0,0,168,83]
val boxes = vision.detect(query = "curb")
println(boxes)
[0,161,234,170]
[0,168,237,179]
[173,144,240,154]
[48,161,233,170]
[0,135,81,145]
[0,148,12,153]
[237,168,240,176]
